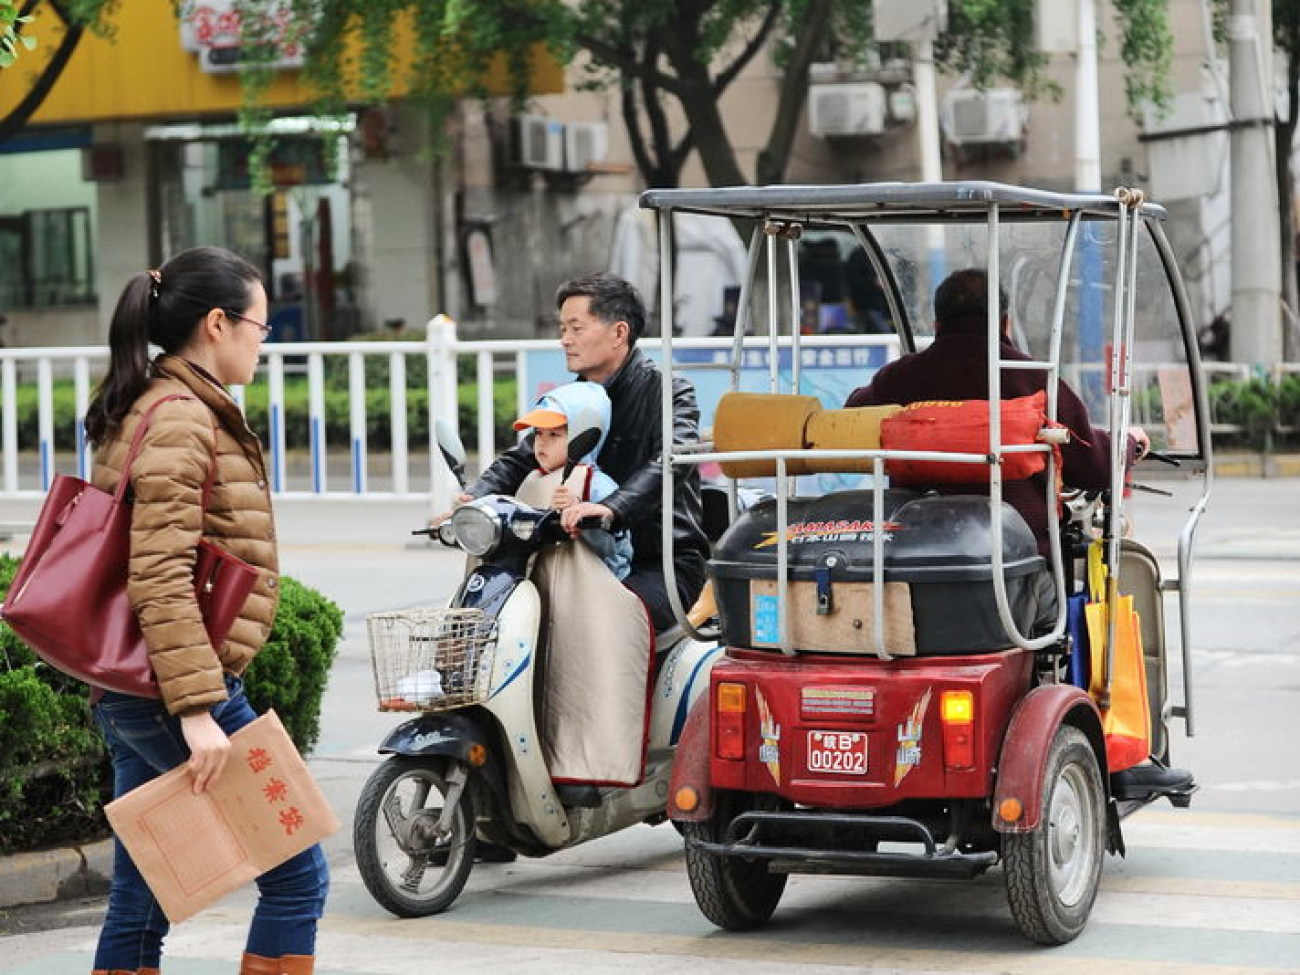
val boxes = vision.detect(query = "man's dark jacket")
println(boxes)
[845,325,1133,555]
[467,346,709,572]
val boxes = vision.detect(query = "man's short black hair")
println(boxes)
[555,272,647,345]
[933,268,1008,329]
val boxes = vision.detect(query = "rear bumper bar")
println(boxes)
[689,810,999,879]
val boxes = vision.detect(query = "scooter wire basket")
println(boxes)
[366,607,497,712]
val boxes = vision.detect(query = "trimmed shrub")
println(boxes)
[0,554,343,854]
[242,577,343,753]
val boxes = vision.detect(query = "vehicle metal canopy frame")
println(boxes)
[637,181,1169,226]
[640,179,1208,737]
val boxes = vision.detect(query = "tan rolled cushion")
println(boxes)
[792,405,903,474]
[713,392,821,478]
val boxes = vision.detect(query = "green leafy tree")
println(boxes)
[0,0,37,67]
[287,0,1173,189]
[0,0,115,142]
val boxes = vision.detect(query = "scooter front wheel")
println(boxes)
[354,756,476,917]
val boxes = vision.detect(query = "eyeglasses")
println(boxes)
[225,309,272,340]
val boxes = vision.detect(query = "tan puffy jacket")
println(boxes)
[92,356,280,715]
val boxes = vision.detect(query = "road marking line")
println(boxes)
[309,918,1300,974]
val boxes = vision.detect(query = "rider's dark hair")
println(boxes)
[84,246,262,447]
[933,268,1009,333]
[555,272,647,345]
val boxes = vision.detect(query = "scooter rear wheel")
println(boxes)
[1004,724,1105,944]
[682,791,788,931]
[354,756,476,917]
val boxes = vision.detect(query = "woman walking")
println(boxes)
[83,247,328,975]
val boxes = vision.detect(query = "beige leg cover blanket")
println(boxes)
[516,470,653,786]
[530,544,653,784]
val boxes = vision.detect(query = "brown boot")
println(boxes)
[239,955,277,975]
[239,954,314,975]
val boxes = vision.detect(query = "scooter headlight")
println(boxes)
[450,503,501,557]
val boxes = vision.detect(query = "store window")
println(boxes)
[0,207,95,308]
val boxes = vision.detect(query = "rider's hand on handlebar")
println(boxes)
[429,492,474,529]
[560,501,613,535]
[551,485,577,510]
[1127,426,1151,461]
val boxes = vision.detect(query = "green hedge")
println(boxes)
[14,369,517,453]
[0,555,343,855]
[1208,372,1300,450]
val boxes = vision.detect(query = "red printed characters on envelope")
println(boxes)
[279,807,306,834]
[262,778,289,804]
[246,747,273,774]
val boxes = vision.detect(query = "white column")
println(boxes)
[1228,0,1283,367]
[1074,0,1101,191]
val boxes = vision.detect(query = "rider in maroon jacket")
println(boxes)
[845,268,1149,556]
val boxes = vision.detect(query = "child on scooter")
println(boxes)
[512,380,633,580]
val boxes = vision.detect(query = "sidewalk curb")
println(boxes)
[0,837,113,911]
[1214,454,1300,477]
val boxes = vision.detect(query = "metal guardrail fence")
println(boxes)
[0,318,901,508]
[0,317,1293,505]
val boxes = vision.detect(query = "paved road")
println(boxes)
[1,477,1297,974]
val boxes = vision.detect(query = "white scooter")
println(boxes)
[353,419,721,917]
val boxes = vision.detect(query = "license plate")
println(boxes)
[805,730,869,775]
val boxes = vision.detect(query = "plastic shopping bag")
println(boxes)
[1084,541,1151,772]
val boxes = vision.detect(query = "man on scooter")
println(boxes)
[458,272,710,635]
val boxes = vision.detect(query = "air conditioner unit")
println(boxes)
[512,114,565,170]
[942,88,1026,146]
[808,83,886,138]
[564,121,609,172]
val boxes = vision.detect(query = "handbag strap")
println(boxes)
[114,393,220,509]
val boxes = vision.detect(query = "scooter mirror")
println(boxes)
[562,408,604,480]
[434,418,469,488]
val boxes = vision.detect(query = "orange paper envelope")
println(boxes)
[105,709,340,923]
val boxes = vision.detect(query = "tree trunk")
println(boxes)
[755,0,834,186]
[0,2,84,144]
[1281,50,1300,360]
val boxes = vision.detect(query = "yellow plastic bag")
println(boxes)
[1084,542,1151,772]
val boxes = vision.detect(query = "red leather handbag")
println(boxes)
[0,395,258,698]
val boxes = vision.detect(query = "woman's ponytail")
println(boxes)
[84,273,160,447]
[84,248,262,448]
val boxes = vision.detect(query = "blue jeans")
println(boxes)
[91,676,329,969]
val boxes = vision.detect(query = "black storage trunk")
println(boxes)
[709,490,1048,655]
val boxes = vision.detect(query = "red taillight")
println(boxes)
[716,682,747,761]
[940,690,975,771]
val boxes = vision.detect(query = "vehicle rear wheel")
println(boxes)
[1004,724,1105,945]
[681,791,787,931]
[354,756,476,917]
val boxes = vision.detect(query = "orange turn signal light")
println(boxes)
[467,743,488,767]
[999,797,1024,823]
[675,786,699,812]
[940,690,974,724]
[717,682,747,713]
